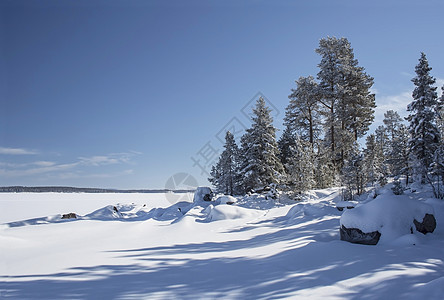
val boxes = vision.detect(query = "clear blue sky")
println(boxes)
[1,0,443,189]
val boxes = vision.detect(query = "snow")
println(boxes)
[215,195,237,205]
[203,204,263,222]
[340,192,435,244]
[1,187,444,299]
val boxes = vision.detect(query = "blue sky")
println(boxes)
[1,0,444,189]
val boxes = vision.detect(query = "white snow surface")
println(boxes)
[1,187,444,299]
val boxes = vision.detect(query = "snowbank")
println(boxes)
[340,195,435,243]
[204,204,262,222]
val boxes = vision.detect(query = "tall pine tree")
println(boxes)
[286,75,322,150]
[316,37,375,171]
[239,97,284,192]
[406,52,440,182]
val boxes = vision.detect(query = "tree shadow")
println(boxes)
[2,218,443,299]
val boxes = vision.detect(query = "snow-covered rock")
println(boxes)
[215,195,237,205]
[340,194,435,244]
[193,187,213,203]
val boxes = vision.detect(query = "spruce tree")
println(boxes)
[209,164,223,193]
[278,126,297,167]
[239,97,285,192]
[382,110,409,179]
[390,123,410,182]
[406,52,440,182]
[208,131,242,195]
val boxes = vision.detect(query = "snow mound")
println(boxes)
[408,276,444,299]
[204,204,263,222]
[340,195,434,243]
[6,215,70,228]
[84,205,125,220]
[84,203,155,221]
[215,195,237,205]
[147,201,193,221]
[286,202,339,219]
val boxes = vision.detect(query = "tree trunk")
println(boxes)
[308,107,314,146]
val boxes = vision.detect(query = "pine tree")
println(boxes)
[208,131,242,195]
[286,76,322,149]
[437,85,444,140]
[406,52,440,182]
[284,136,315,193]
[431,144,444,198]
[383,110,403,142]
[341,143,365,199]
[316,37,375,171]
[314,145,336,188]
[278,126,297,167]
[382,110,402,174]
[390,123,410,182]
[239,97,285,192]
[375,125,389,169]
[363,134,386,187]
[382,110,409,179]
[209,164,222,193]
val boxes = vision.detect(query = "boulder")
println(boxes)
[340,225,381,245]
[61,213,77,219]
[414,213,436,234]
[193,187,214,203]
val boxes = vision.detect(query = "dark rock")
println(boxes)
[414,213,436,234]
[340,225,381,245]
[61,213,77,219]
[336,206,354,211]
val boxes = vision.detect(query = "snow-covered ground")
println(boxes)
[1,187,444,299]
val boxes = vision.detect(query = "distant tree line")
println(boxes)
[209,37,444,199]
[0,186,194,193]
